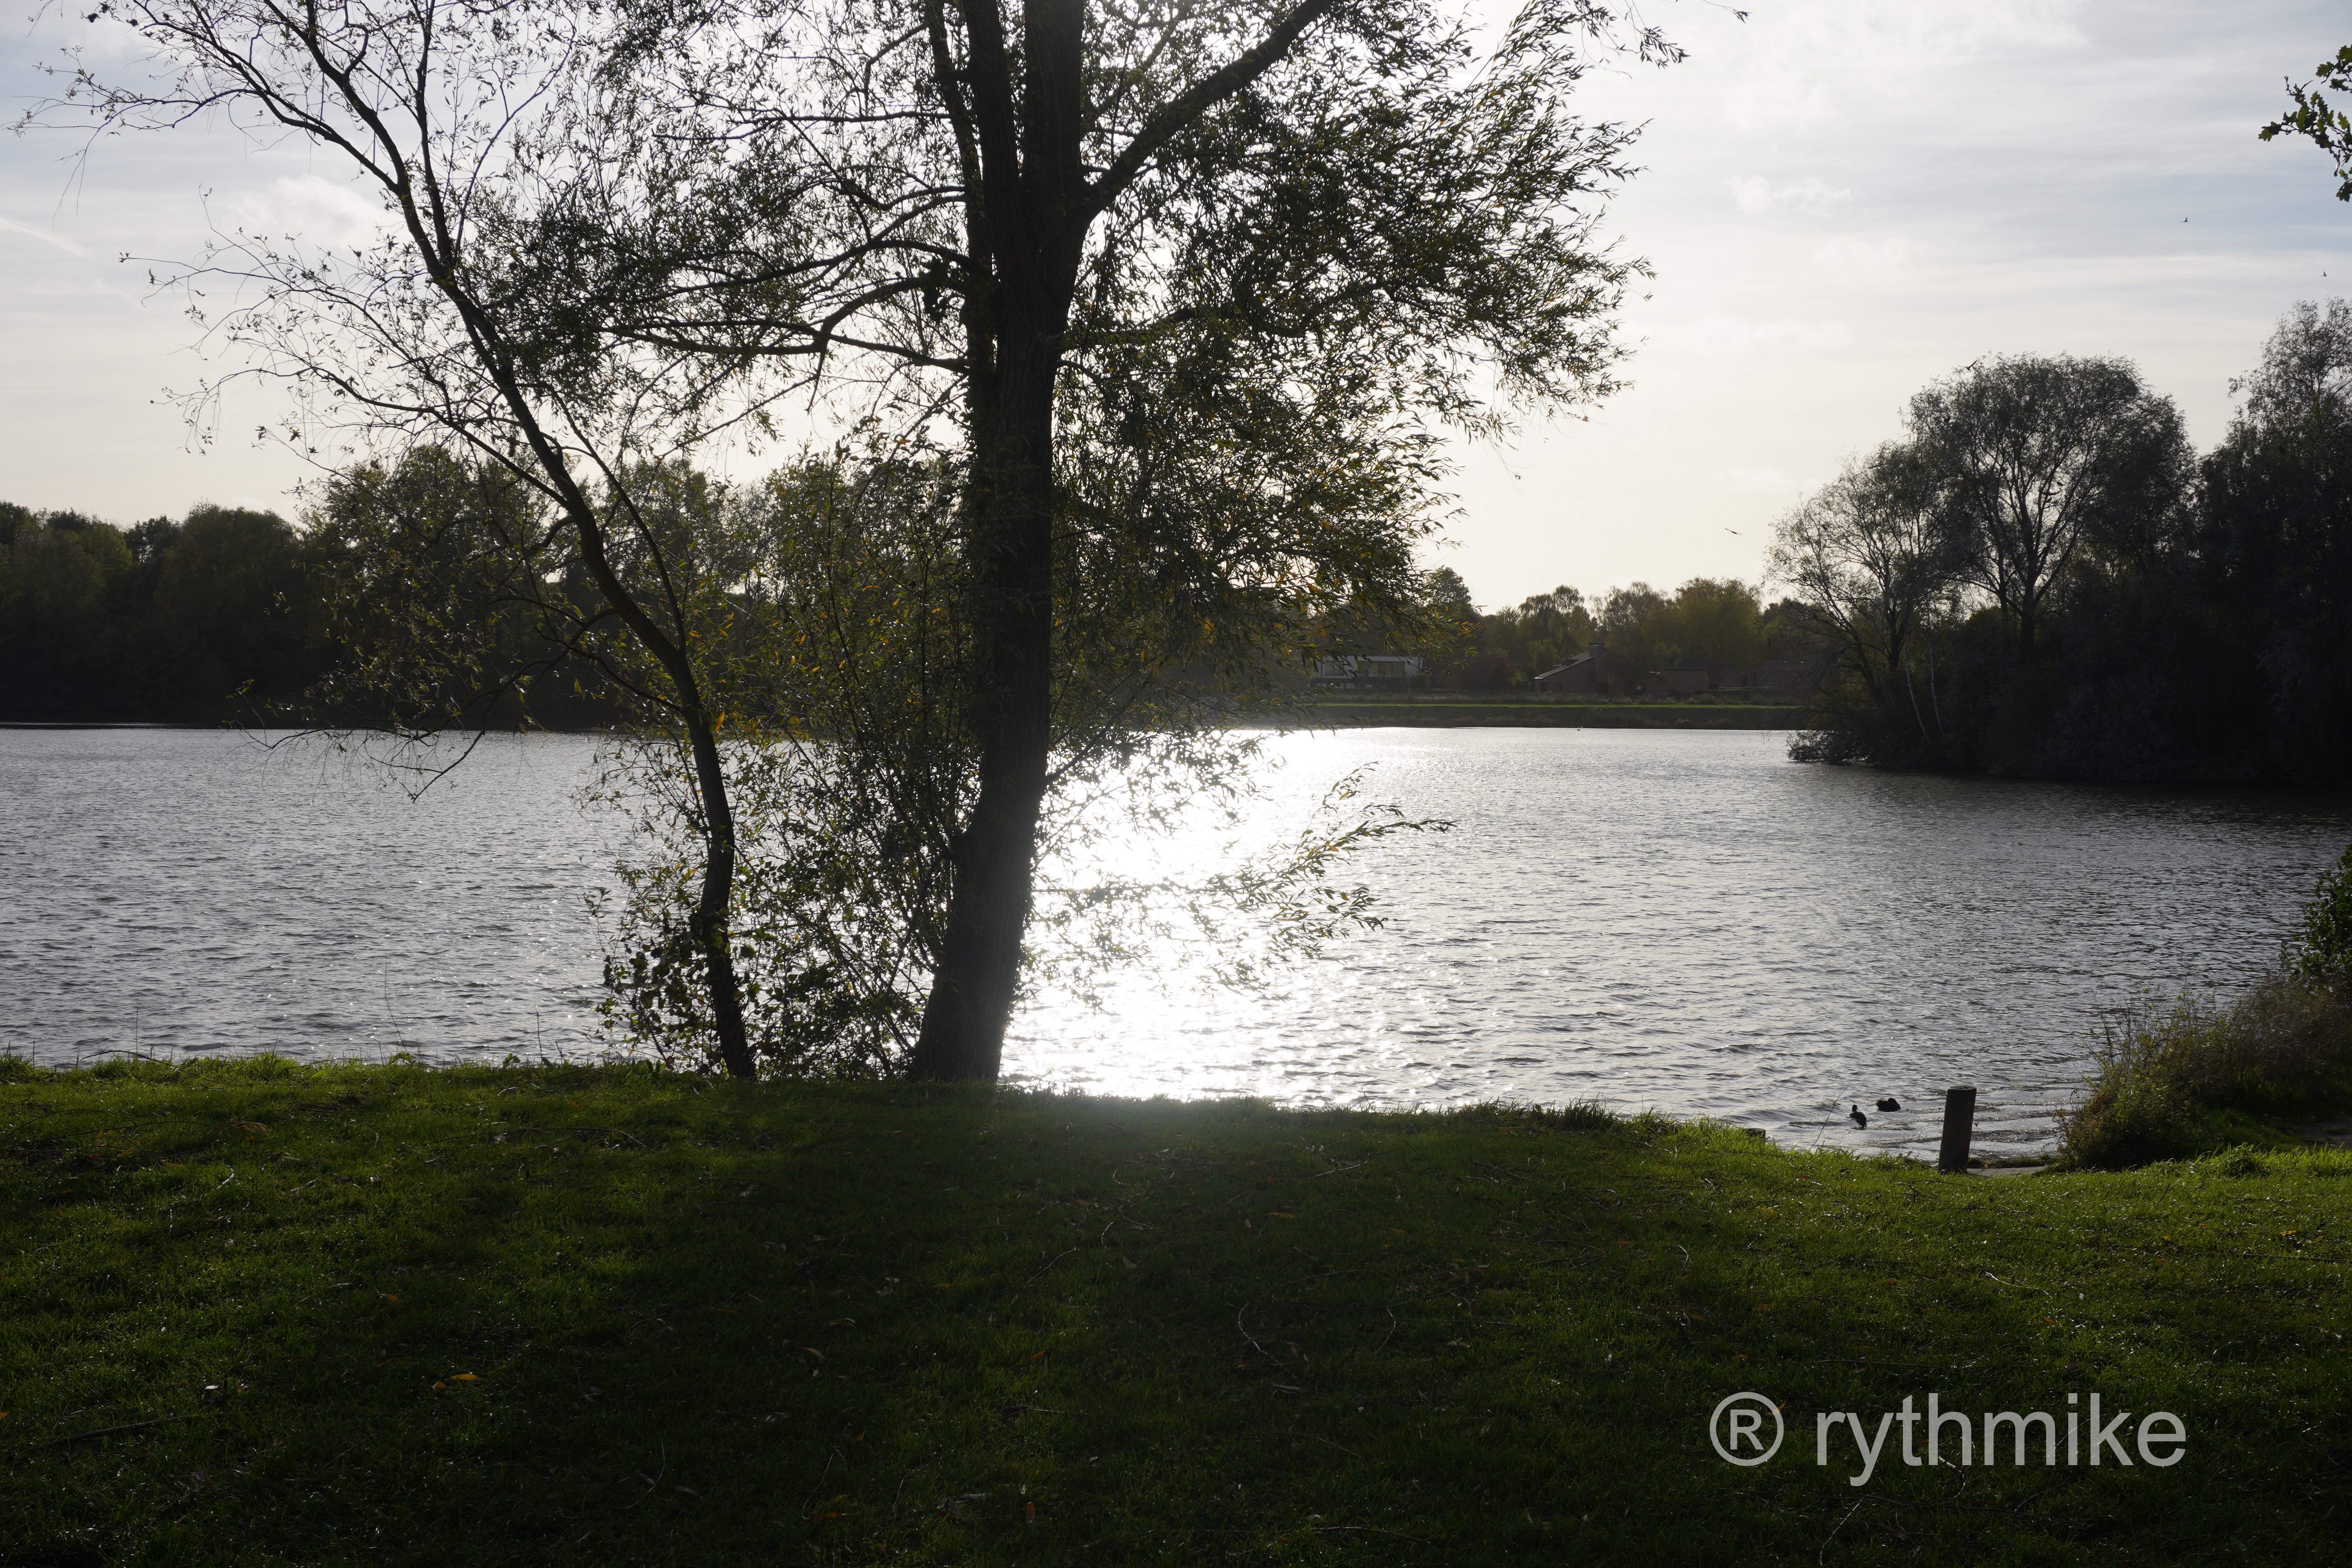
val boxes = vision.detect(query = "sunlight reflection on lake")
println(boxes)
[1006,729,2352,1159]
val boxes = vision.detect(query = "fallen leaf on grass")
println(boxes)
[450,1373,478,1382]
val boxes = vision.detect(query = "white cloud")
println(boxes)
[1720,0,2086,132]
[1745,0,2086,78]
[220,176,390,250]
[0,214,90,258]
[1723,70,1837,133]
[1730,175,1853,216]
[1714,465,1800,494]
[1811,235,1909,274]
[1652,314,1854,357]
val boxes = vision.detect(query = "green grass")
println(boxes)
[2055,974,2352,1169]
[7,1059,2351,1565]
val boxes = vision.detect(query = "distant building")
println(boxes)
[1530,643,1631,695]
[1311,654,1424,690]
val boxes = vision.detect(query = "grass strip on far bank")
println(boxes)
[6,1058,2351,1565]
[1297,703,1805,729]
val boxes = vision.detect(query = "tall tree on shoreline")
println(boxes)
[1907,356,2189,655]
[1768,443,1957,755]
[51,0,1673,1080]
[560,0,1677,1079]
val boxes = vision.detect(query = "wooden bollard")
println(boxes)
[1937,1086,1978,1173]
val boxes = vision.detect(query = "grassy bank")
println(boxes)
[8,1060,2351,1565]
[2055,974,2352,1168]
[1299,701,1805,729]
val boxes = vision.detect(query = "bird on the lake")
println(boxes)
[1875,1096,1901,1113]
[1849,1104,1869,1129]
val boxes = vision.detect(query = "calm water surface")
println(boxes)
[6,726,2349,1158]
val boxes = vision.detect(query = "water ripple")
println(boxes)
[6,727,2349,1160]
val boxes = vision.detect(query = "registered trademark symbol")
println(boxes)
[1710,1391,1784,1465]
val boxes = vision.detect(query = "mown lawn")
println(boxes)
[4,1058,2348,1565]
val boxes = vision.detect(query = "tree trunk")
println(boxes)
[684,707,756,1079]
[909,339,1059,1081]
[902,0,1086,1081]
[556,490,756,1081]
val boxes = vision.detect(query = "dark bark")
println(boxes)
[909,0,1081,1080]
[907,352,1060,1079]
[683,706,756,1078]
[906,358,1053,1072]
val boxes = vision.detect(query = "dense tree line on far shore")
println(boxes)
[4,487,1827,722]
[0,501,325,722]
[0,496,627,726]
[1773,302,2352,785]
[1396,569,1824,692]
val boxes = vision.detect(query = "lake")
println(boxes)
[5,725,2348,1159]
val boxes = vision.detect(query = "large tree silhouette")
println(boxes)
[58,0,1672,1078]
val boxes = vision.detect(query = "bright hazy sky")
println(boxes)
[5,1,2350,609]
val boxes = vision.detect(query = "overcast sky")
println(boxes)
[5,1,2350,608]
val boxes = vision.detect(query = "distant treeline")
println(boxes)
[7,480,1828,723]
[1771,302,2352,786]
[0,502,327,722]
[1404,571,1823,691]
[0,497,621,726]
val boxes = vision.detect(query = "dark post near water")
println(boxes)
[1938,1086,1978,1173]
